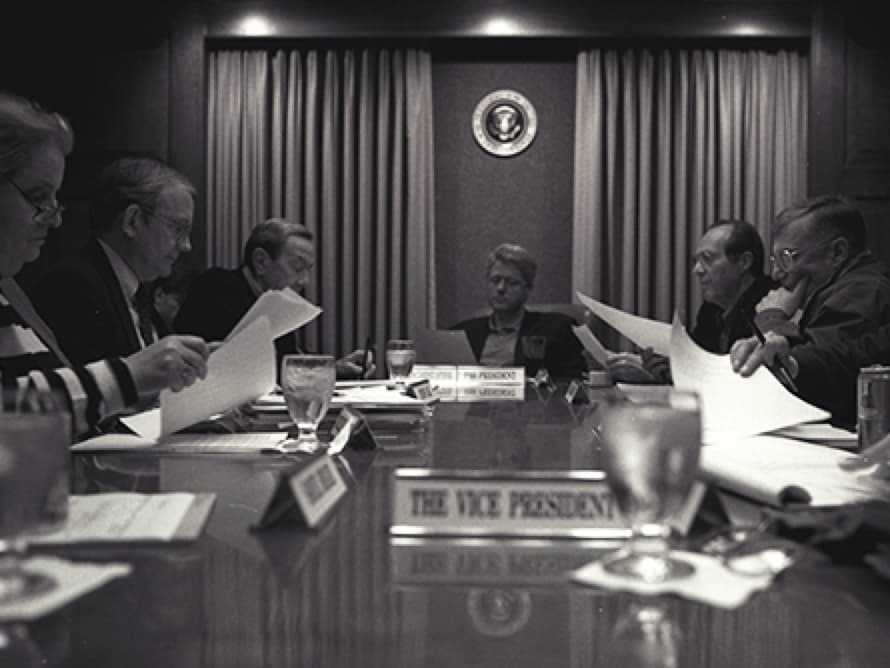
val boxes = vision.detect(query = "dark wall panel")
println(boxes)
[433,54,576,328]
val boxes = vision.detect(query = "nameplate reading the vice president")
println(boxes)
[390,468,629,539]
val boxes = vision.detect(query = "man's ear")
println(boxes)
[830,237,851,266]
[251,247,270,275]
[737,250,754,273]
[120,203,142,239]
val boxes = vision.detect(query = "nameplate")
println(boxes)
[456,384,525,402]
[255,454,348,529]
[457,367,525,385]
[390,468,629,538]
[411,365,458,385]
[405,379,434,400]
[329,406,379,453]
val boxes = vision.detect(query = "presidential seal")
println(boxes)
[472,89,537,157]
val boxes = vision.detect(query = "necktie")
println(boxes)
[132,286,156,347]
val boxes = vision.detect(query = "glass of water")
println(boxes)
[386,339,416,382]
[598,390,702,583]
[0,388,70,604]
[280,355,336,453]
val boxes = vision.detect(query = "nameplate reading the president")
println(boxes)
[390,468,629,538]
[457,367,525,385]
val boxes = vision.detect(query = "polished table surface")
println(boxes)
[16,391,890,667]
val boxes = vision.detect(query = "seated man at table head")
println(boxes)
[32,156,195,365]
[731,194,890,427]
[0,91,209,437]
[174,217,372,378]
[450,243,586,379]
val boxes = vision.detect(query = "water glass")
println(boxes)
[280,355,336,453]
[598,390,701,583]
[386,339,416,381]
[0,389,71,603]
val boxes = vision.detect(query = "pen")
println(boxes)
[746,316,799,394]
[360,337,372,378]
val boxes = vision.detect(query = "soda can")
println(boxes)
[857,364,890,451]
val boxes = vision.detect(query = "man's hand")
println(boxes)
[755,279,809,316]
[336,348,376,379]
[730,332,790,377]
[125,335,211,395]
[640,348,672,383]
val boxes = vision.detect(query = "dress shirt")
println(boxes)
[97,240,153,348]
[480,309,524,366]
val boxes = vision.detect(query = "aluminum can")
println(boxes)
[857,365,890,451]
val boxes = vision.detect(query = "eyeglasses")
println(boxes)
[488,274,526,289]
[770,237,838,272]
[1,171,65,223]
[141,207,192,244]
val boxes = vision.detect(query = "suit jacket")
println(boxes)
[31,239,142,365]
[174,266,299,363]
[452,310,587,379]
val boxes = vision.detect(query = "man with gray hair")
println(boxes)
[451,243,586,379]
[175,217,371,378]
[33,156,196,364]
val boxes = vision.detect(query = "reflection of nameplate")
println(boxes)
[255,454,348,530]
[391,536,618,585]
[457,384,525,402]
[457,366,525,385]
[390,468,629,538]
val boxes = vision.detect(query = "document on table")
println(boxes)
[160,316,276,436]
[27,492,216,543]
[669,317,829,444]
[227,286,321,341]
[71,429,289,453]
[700,435,890,507]
[576,291,672,355]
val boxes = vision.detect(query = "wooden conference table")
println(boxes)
[19,387,890,667]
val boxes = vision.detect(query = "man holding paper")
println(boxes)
[174,218,372,379]
[731,195,890,427]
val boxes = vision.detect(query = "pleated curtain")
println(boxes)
[206,48,436,357]
[573,48,808,338]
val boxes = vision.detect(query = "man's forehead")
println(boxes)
[282,235,315,259]
[155,184,194,218]
[489,260,522,276]
[698,226,731,252]
[773,214,814,246]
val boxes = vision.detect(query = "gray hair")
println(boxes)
[243,218,314,270]
[0,91,73,176]
[90,156,195,234]
[486,243,537,287]
[775,194,868,255]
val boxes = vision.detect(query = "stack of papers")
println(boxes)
[252,381,438,413]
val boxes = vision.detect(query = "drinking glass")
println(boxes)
[386,339,416,382]
[280,355,336,453]
[598,390,701,583]
[0,389,71,603]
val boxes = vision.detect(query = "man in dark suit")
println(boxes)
[174,218,371,378]
[32,157,196,364]
[451,243,586,379]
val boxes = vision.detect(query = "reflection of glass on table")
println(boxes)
[279,355,336,453]
[0,389,70,604]
[598,390,701,583]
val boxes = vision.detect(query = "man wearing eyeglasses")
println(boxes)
[31,157,195,365]
[731,194,890,426]
[451,243,586,379]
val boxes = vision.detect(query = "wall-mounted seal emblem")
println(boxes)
[472,89,537,157]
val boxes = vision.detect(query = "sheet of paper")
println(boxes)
[121,407,162,441]
[770,422,858,444]
[0,556,131,623]
[71,431,289,453]
[576,291,672,355]
[572,324,613,367]
[227,286,321,341]
[161,316,276,436]
[700,435,890,507]
[669,317,829,444]
[28,493,201,543]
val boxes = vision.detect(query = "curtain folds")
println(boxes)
[206,48,436,357]
[573,48,808,333]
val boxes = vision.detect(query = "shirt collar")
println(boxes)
[242,265,265,298]
[98,238,140,303]
[488,308,525,334]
